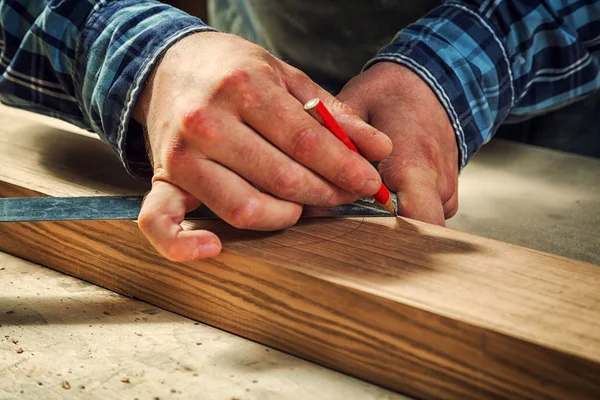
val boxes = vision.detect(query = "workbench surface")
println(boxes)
[0,251,408,400]
[449,139,600,265]
[1,107,599,399]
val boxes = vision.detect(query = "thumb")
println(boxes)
[138,180,222,262]
[382,164,446,226]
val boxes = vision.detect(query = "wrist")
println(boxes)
[363,62,431,98]
[132,31,227,128]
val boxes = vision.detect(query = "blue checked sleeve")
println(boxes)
[365,1,600,168]
[0,0,215,179]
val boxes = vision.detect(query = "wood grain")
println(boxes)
[1,108,600,399]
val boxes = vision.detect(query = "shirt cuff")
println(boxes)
[364,3,514,169]
[75,0,217,180]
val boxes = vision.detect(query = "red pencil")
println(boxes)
[303,98,396,215]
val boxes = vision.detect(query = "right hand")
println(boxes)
[133,32,393,262]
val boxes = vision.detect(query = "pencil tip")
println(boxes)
[383,198,397,216]
[385,193,398,216]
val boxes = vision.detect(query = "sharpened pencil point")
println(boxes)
[383,196,397,215]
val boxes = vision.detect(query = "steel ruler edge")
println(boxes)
[0,195,398,222]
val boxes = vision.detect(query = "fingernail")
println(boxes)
[356,179,380,195]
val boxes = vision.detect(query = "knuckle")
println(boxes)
[330,100,359,120]
[137,214,182,262]
[286,66,311,85]
[289,126,320,161]
[337,101,357,116]
[236,88,260,115]
[180,107,217,142]
[271,165,302,200]
[137,209,153,234]
[219,68,252,91]
[229,197,261,230]
[319,188,347,207]
[255,61,278,78]
[212,68,260,113]
[334,160,365,190]
[310,185,337,207]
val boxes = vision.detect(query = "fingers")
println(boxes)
[383,165,446,226]
[140,157,304,263]
[283,68,393,162]
[164,157,303,231]
[239,86,383,197]
[323,99,393,162]
[138,180,222,262]
[397,186,446,226]
[393,167,457,224]
[188,112,358,207]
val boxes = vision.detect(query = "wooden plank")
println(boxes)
[1,108,600,399]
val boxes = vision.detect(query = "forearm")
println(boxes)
[0,0,215,179]
[365,0,600,167]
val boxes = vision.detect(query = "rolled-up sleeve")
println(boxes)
[365,1,600,168]
[0,0,216,179]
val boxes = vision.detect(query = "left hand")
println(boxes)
[337,62,459,226]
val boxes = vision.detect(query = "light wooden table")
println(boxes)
[1,107,598,399]
[0,251,406,400]
[449,139,599,265]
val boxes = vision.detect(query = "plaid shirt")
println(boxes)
[1,0,599,178]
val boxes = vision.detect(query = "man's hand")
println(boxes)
[133,32,393,262]
[338,62,459,226]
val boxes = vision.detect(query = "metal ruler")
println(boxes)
[0,195,397,222]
